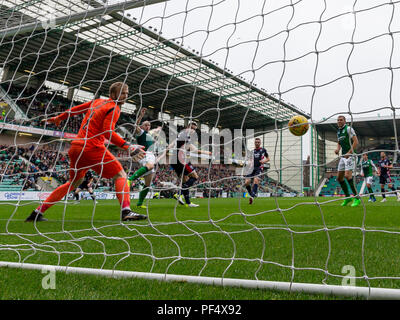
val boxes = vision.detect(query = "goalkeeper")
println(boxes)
[127,108,157,209]
[25,82,147,222]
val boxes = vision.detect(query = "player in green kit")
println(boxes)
[335,115,361,207]
[359,152,377,202]
[128,108,156,208]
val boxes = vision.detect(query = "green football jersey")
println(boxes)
[361,159,375,177]
[337,124,356,155]
[136,129,154,151]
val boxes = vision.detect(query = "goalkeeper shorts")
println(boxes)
[68,145,123,181]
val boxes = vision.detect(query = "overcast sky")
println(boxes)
[124,0,400,125]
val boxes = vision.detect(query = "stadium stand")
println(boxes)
[0,83,296,198]
[1,83,84,133]
[0,140,293,198]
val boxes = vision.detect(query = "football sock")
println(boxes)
[37,182,72,213]
[74,192,79,201]
[182,189,191,204]
[90,191,96,201]
[181,177,197,204]
[347,178,359,198]
[128,166,148,181]
[115,177,130,210]
[339,180,350,197]
[381,187,386,198]
[252,184,258,197]
[137,187,150,206]
[245,185,252,196]
[367,186,375,199]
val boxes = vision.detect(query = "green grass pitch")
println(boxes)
[1,196,400,300]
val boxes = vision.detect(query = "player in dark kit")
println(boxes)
[73,170,97,204]
[244,137,269,204]
[169,121,212,207]
[378,152,400,202]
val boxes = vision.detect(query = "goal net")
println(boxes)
[1,0,400,299]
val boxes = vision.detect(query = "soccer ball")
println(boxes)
[288,115,309,136]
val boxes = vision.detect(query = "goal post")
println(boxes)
[1,0,400,300]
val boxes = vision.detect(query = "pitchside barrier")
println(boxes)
[0,191,303,201]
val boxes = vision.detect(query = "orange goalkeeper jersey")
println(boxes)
[55,98,127,150]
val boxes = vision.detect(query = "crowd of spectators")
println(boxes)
[2,83,143,135]
[2,84,84,133]
[0,83,295,196]
[0,144,41,190]
[125,162,289,198]
[0,143,73,190]
[0,140,294,196]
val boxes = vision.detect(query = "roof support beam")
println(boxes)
[82,0,308,119]
[0,0,169,39]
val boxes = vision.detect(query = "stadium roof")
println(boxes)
[315,115,400,142]
[0,0,309,130]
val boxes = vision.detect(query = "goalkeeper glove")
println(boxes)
[121,142,146,161]
[41,116,62,126]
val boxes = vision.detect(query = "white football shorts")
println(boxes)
[364,176,373,185]
[337,156,356,172]
[139,151,156,176]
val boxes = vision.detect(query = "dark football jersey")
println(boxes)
[84,170,94,182]
[253,147,268,168]
[378,158,391,176]
[173,129,194,165]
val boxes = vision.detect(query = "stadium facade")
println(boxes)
[0,0,310,195]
